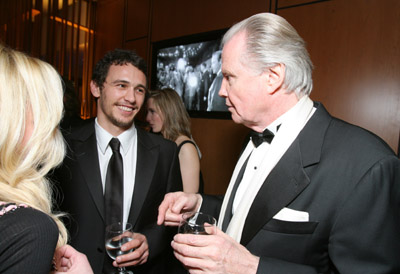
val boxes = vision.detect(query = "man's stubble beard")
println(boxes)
[99,95,136,131]
[109,114,134,130]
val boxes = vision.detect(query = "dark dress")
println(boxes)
[0,203,58,273]
[177,140,204,193]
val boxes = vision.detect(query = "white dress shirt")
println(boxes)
[95,119,137,224]
[219,96,316,242]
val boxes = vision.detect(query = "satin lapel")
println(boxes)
[240,140,310,246]
[240,102,330,246]
[128,129,159,227]
[70,122,105,221]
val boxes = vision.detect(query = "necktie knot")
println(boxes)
[250,128,274,147]
[109,138,120,153]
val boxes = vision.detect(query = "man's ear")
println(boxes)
[264,63,285,94]
[90,80,100,98]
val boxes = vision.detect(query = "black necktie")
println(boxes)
[104,138,124,226]
[222,154,251,232]
[250,128,275,147]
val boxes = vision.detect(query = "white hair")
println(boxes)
[222,13,314,97]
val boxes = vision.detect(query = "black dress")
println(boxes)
[177,140,204,193]
[0,203,58,273]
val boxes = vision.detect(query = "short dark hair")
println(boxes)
[91,48,147,88]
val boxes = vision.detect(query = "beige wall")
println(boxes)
[95,0,400,194]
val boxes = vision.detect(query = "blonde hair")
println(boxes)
[147,88,191,141]
[0,44,68,247]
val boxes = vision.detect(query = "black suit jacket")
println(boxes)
[53,120,182,274]
[202,102,400,273]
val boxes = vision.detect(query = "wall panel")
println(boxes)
[124,0,150,41]
[94,0,124,63]
[151,0,269,42]
[191,119,250,194]
[278,0,330,9]
[279,0,400,152]
[123,37,148,63]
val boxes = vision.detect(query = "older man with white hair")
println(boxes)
[158,13,400,274]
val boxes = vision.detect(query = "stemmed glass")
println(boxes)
[177,212,217,273]
[105,222,134,274]
[178,212,217,235]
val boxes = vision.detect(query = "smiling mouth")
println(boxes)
[117,105,135,112]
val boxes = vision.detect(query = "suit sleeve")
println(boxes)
[256,155,400,274]
[141,143,183,263]
[327,155,400,273]
[200,195,224,222]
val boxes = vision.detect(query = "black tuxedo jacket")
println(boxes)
[202,102,400,273]
[53,120,182,274]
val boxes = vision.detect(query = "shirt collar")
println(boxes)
[263,96,311,134]
[95,118,137,156]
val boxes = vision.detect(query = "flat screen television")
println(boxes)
[151,29,230,119]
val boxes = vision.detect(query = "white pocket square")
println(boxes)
[273,207,309,222]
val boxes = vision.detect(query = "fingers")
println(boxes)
[171,230,260,274]
[115,248,148,267]
[164,208,184,226]
[157,192,187,225]
[53,245,75,271]
[157,192,180,225]
[53,245,68,260]
[115,233,149,267]
[157,193,171,225]
[172,240,220,272]
[158,192,202,226]
[173,233,220,249]
[120,233,142,251]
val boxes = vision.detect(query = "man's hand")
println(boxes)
[157,191,202,226]
[52,245,93,274]
[114,233,149,268]
[172,228,260,274]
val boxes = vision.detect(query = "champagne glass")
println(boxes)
[178,212,217,235]
[105,222,134,274]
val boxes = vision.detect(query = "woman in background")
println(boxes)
[0,44,91,273]
[146,88,203,193]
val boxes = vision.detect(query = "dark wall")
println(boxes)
[94,0,400,194]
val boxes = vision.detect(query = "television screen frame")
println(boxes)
[151,28,230,119]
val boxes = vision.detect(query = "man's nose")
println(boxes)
[124,87,136,102]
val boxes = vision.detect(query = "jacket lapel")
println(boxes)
[240,102,330,246]
[127,128,159,227]
[69,121,105,221]
[241,140,310,246]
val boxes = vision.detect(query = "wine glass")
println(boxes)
[178,212,217,235]
[105,222,134,274]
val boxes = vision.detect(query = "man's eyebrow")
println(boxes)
[109,79,130,84]
[222,69,234,77]
[136,83,148,92]
[110,80,147,89]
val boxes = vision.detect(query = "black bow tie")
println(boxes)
[250,128,275,147]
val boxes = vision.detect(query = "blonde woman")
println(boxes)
[146,88,203,193]
[0,45,91,273]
